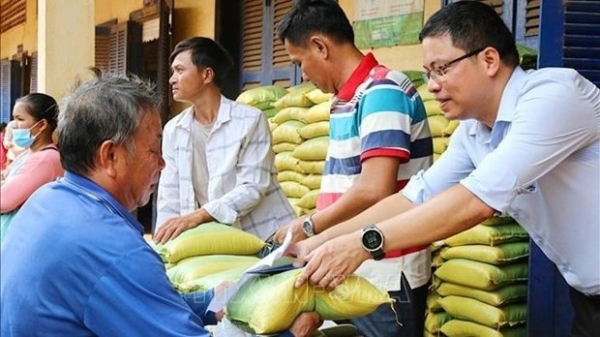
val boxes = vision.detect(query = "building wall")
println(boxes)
[339,0,441,73]
[0,0,38,59]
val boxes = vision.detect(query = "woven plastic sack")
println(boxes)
[444,120,460,135]
[300,101,331,124]
[301,174,322,190]
[226,269,391,335]
[437,282,527,306]
[297,189,319,209]
[425,311,452,334]
[262,108,278,118]
[480,216,516,226]
[417,83,435,101]
[298,160,325,174]
[434,259,528,290]
[286,82,317,94]
[273,91,314,110]
[424,99,443,117]
[167,255,259,285]
[432,137,448,154]
[427,115,450,137]
[438,295,527,328]
[299,121,330,139]
[272,107,308,125]
[280,181,311,199]
[277,170,306,183]
[440,242,529,265]
[275,152,300,172]
[157,222,266,263]
[273,142,298,154]
[293,136,329,161]
[444,223,528,247]
[236,85,288,110]
[426,290,444,312]
[176,266,248,293]
[272,120,305,144]
[306,88,333,104]
[441,319,526,337]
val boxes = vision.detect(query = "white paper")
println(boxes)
[207,228,293,313]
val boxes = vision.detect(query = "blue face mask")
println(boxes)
[12,121,41,148]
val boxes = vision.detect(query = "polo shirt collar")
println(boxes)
[63,171,145,234]
[336,53,379,101]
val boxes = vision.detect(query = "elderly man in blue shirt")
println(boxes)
[289,2,600,336]
[0,75,321,337]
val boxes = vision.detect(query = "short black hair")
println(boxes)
[277,0,354,47]
[169,37,234,87]
[419,1,519,67]
[16,93,59,131]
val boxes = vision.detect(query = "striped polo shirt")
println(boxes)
[317,53,433,210]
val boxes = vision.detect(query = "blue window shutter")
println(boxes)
[563,1,600,87]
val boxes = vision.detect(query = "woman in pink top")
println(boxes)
[1,93,64,243]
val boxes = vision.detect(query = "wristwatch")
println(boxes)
[302,215,316,237]
[361,224,385,260]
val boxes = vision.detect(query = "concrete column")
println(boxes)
[38,0,94,99]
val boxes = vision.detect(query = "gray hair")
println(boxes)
[58,74,160,175]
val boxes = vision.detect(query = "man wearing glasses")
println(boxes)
[289,2,600,336]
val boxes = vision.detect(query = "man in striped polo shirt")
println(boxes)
[275,1,433,336]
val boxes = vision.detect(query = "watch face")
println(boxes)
[303,219,314,235]
[362,229,382,250]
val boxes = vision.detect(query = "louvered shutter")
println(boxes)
[0,59,19,124]
[563,1,600,87]
[108,21,142,76]
[524,0,540,37]
[0,0,26,34]
[156,0,173,124]
[95,26,111,74]
[29,52,37,93]
[241,0,264,90]
[271,0,296,88]
[445,0,513,31]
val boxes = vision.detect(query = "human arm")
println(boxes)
[155,122,182,231]
[84,247,211,336]
[0,149,62,213]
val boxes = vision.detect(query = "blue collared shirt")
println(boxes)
[404,67,600,295]
[1,171,211,336]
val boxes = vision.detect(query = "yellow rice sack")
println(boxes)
[426,290,444,312]
[305,88,333,104]
[272,120,305,144]
[236,85,288,110]
[437,282,528,307]
[432,137,448,154]
[444,223,529,247]
[167,255,259,285]
[424,99,443,117]
[434,259,528,290]
[297,160,326,174]
[441,319,527,337]
[480,216,516,226]
[299,121,330,139]
[425,312,452,334]
[275,152,300,172]
[300,101,331,124]
[293,136,329,161]
[440,242,530,265]
[300,174,322,190]
[427,115,450,137]
[444,120,460,135]
[272,107,309,125]
[273,91,314,110]
[272,142,298,154]
[277,170,306,183]
[417,83,435,101]
[157,222,266,263]
[296,189,319,209]
[286,82,317,94]
[438,295,527,328]
[280,181,311,199]
[175,266,248,293]
[226,269,392,335]
[268,118,278,132]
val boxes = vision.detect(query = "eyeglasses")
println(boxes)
[424,47,485,82]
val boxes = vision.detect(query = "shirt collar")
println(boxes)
[176,95,231,130]
[62,171,144,234]
[336,53,379,101]
[468,66,527,147]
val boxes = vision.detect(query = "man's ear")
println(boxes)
[482,47,501,77]
[97,140,120,178]
[310,36,330,59]
[203,67,215,84]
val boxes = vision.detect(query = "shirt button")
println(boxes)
[536,237,544,246]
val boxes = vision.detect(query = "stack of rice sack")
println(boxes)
[148,222,267,293]
[236,85,288,118]
[271,83,332,216]
[416,83,459,162]
[426,217,530,337]
[224,267,393,335]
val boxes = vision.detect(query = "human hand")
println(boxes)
[285,235,322,267]
[274,217,307,244]
[213,281,233,322]
[154,213,202,244]
[294,232,370,290]
[288,312,323,337]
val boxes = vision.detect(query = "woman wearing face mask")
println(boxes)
[1,93,64,243]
